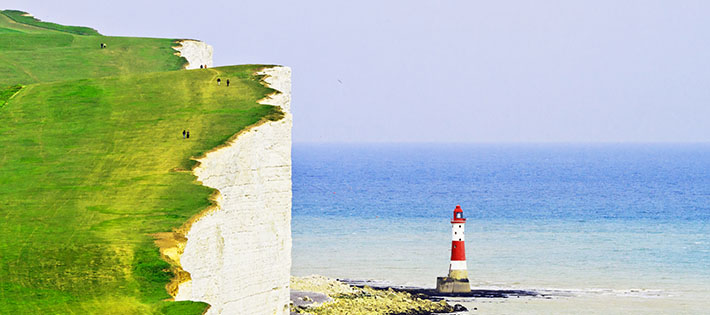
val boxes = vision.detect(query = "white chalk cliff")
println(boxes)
[174,66,292,315]
[173,40,214,69]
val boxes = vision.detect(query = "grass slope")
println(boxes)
[2,10,100,35]
[0,11,282,314]
[0,84,22,106]
[0,10,185,86]
[0,63,281,314]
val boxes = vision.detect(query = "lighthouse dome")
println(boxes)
[452,205,466,223]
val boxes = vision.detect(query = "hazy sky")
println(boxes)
[6,1,710,142]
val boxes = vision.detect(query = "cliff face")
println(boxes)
[174,66,292,314]
[173,40,214,69]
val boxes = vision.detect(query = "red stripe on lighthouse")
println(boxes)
[451,240,466,261]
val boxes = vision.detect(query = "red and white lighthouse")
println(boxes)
[448,205,469,280]
[436,205,471,293]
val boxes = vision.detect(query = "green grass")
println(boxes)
[0,64,281,314]
[0,84,23,106]
[0,10,283,315]
[0,10,186,86]
[1,10,100,35]
[0,26,23,34]
[0,32,187,86]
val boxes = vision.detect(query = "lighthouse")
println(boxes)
[436,205,471,293]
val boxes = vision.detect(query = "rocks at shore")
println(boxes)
[291,275,355,295]
[291,290,332,308]
[290,275,544,314]
[452,304,468,312]
[340,278,540,298]
[290,276,454,315]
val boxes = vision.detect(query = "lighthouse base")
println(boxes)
[436,277,471,294]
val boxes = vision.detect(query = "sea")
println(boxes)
[291,143,710,313]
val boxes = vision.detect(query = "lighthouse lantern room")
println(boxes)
[436,205,471,294]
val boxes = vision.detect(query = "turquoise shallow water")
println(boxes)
[291,144,710,296]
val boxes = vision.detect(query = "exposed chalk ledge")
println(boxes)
[173,40,214,69]
[174,66,293,315]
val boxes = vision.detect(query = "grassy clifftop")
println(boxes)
[0,10,185,86]
[0,11,282,314]
[2,10,100,35]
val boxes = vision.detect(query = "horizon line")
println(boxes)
[292,141,710,145]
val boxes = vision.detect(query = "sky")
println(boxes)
[5,1,710,143]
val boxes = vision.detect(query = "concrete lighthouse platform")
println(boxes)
[436,276,471,294]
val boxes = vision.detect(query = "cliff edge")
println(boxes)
[173,40,214,69]
[1,12,287,313]
[174,66,292,314]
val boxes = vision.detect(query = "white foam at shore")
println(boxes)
[340,277,673,299]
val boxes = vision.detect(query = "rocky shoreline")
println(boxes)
[290,276,454,315]
[340,279,540,299]
[289,276,542,315]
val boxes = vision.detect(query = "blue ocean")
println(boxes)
[291,143,710,302]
